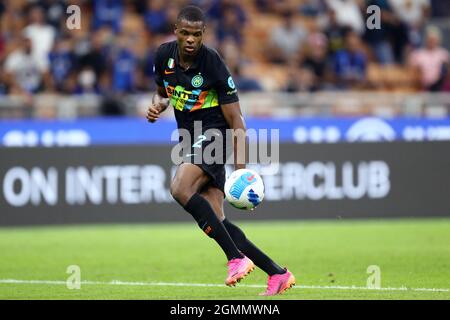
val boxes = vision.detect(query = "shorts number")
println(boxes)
[192,135,206,148]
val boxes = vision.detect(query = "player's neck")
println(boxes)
[178,45,202,71]
[178,53,195,71]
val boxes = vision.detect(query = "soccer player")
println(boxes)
[146,5,295,296]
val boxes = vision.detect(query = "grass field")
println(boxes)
[0,218,449,300]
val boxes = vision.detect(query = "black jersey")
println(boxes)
[153,41,239,130]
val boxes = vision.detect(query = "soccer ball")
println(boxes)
[225,169,265,210]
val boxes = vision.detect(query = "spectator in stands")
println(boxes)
[49,36,75,92]
[23,5,56,72]
[98,71,113,95]
[409,26,449,91]
[215,3,245,45]
[326,0,365,35]
[0,68,8,95]
[324,10,350,59]
[220,37,262,91]
[231,64,263,92]
[163,3,181,38]
[431,0,450,17]
[75,67,99,95]
[142,47,156,91]
[38,0,67,29]
[77,29,111,79]
[388,0,430,47]
[254,0,294,15]
[300,0,328,17]
[0,0,5,67]
[203,27,220,49]
[93,0,124,33]
[111,34,136,93]
[4,36,49,94]
[207,0,246,25]
[0,2,27,40]
[367,1,409,63]
[144,0,169,35]
[285,62,317,92]
[363,0,395,64]
[284,65,301,93]
[333,30,368,89]
[441,70,450,92]
[0,3,5,62]
[268,10,307,64]
[0,33,5,63]
[0,0,446,102]
[301,33,331,90]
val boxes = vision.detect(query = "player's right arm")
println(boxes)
[147,85,169,123]
[147,44,170,123]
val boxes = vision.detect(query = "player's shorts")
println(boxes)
[175,109,232,193]
[182,126,232,193]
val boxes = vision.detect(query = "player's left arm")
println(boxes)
[213,51,246,169]
[222,102,247,170]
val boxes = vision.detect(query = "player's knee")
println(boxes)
[214,211,225,222]
[169,183,183,204]
[170,182,193,206]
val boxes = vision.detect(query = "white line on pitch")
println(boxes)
[0,279,449,293]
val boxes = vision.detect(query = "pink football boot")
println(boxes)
[225,256,255,286]
[260,268,296,296]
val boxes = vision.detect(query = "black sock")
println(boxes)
[183,194,243,261]
[223,219,286,276]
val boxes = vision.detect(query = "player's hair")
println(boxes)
[177,5,206,25]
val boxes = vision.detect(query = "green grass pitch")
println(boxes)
[0,218,449,300]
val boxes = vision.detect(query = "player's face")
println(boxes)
[175,19,205,57]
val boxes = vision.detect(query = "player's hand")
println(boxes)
[146,103,164,123]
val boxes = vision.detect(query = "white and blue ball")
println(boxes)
[225,169,265,210]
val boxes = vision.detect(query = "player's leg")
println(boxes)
[173,125,254,286]
[200,185,285,275]
[170,162,210,206]
[198,186,226,221]
[170,163,244,262]
[200,185,296,295]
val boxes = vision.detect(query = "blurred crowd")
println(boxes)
[0,0,449,99]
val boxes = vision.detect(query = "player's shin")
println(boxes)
[183,193,243,261]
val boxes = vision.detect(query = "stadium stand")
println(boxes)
[0,0,449,118]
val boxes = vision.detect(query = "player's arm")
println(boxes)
[213,49,245,169]
[147,44,170,123]
[222,102,247,170]
[147,86,169,123]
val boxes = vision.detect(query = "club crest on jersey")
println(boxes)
[167,58,175,69]
[192,74,203,88]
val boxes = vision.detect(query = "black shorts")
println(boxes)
[175,108,232,192]
[178,127,232,193]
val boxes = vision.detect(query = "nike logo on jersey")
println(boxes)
[164,70,175,75]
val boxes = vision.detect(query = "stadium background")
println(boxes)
[0,0,450,300]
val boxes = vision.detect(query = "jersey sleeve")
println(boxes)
[153,45,165,87]
[212,51,239,105]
